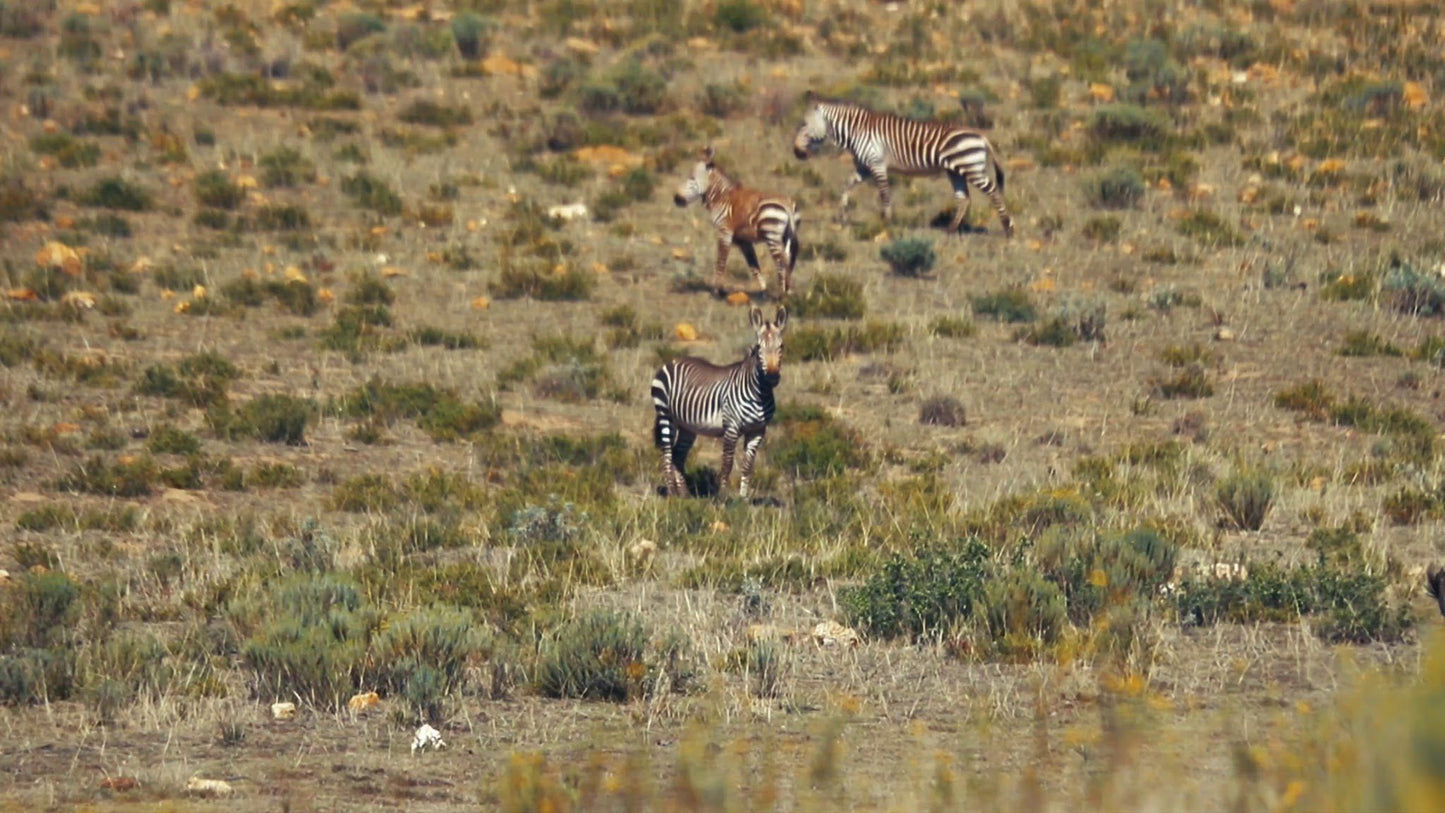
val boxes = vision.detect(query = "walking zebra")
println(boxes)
[792,93,1014,237]
[651,306,788,499]
[674,146,801,297]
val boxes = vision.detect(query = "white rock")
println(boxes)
[412,723,447,754]
[271,702,296,720]
[187,777,234,797]
[547,202,589,222]
[811,621,860,648]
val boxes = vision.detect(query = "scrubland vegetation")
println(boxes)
[3,0,1445,809]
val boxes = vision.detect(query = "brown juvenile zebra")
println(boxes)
[651,306,787,500]
[793,93,1014,237]
[673,146,801,297]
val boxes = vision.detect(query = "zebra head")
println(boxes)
[793,95,828,159]
[674,146,718,208]
[750,305,788,384]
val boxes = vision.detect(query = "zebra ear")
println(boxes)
[749,306,764,330]
[804,90,817,106]
[774,306,788,330]
[702,145,716,165]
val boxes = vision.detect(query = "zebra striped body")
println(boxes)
[651,307,788,499]
[675,147,801,296]
[793,95,1014,237]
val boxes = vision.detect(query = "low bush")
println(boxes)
[790,322,903,361]
[792,273,865,319]
[79,177,152,211]
[210,394,315,445]
[770,406,871,479]
[535,611,651,702]
[194,170,244,209]
[1086,166,1145,209]
[1215,469,1276,531]
[880,237,936,277]
[843,539,989,642]
[971,288,1037,323]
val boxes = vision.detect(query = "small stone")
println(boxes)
[1214,327,1235,342]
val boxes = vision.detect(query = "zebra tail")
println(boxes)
[989,138,1006,194]
[650,372,671,450]
[784,206,801,269]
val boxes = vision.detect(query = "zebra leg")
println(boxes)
[718,427,740,496]
[948,172,972,234]
[655,415,680,497]
[713,230,734,297]
[739,432,765,500]
[764,238,791,297]
[989,188,1014,238]
[837,170,866,222]
[671,429,695,496]
[736,241,767,294]
[873,170,893,222]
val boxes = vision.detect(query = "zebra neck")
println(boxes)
[704,179,735,209]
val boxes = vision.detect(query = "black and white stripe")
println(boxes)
[793,94,1014,236]
[651,307,787,499]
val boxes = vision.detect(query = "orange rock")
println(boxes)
[1088,83,1116,103]
[36,241,83,275]
[573,145,643,169]
[470,296,491,310]
[1404,81,1429,109]
[726,291,750,306]
[5,288,38,301]
[674,322,699,341]
[100,776,138,792]
[347,691,381,713]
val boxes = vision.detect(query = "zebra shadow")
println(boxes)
[656,467,720,498]
[928,210,991,235]
[654,469,785,507]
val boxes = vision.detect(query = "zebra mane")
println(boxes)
[707,162,741,192]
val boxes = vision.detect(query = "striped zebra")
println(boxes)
[792,93,1014,237]
[651,306,788,499]
[674,146,801,297]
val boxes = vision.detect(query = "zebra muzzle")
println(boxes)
[792,146,810,160]
[673,194,689,207]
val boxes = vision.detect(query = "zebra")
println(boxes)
[792,93,1014,237]
[674,146,801,298]
[651,306,788,499]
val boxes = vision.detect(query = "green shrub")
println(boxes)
[790,322,903,361]
[336,11,385,50]
[1090,104,1171,145]
[135,351,240,407]
[30,133,100,168]
[929,316,975,338]
[340,172,403,215]
[1081,215,1122,242]
[332,377,499,441]
[699,82,747,118]
[1216,469,1276,531]
[1177,209,1243,247]
[792,273,865,319]
[843,539,989,642]
[398,99,474,128]
[1383,258,1445,317]
[258,147,317,188]
[977,569,1068,653]
[194,170,244,209]
[0,648,74,705]
[451,11,493,59]
[1338,330,1403,357]
[1122,39,1189,105]
[253,204,312,230]
[880,237,936,277]
[715,0,766,32]
[3,571,81,649]
[491,264,594,301]
[971,288,1037,323]
[79,177,152,211]
[211,394,315,445]
[54,456,160,498]
[1152,363,1214,398]
[147,423,202,455]
[1086,166,1145,208]
[536,611,651,702]
[770,408,870,478]
[372,607,483,723]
